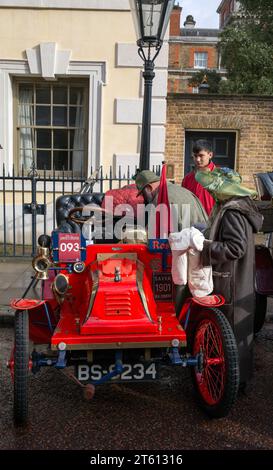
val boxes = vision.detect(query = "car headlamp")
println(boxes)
[53,273,70,296]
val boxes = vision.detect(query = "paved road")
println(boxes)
[0,322,273,451]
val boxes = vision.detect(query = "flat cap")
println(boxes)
[135,170,160,195]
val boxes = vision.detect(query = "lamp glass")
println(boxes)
[130,0,175,47]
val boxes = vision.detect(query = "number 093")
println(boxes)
[59,242,79,253]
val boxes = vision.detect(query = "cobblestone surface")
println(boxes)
[0,321,273,450]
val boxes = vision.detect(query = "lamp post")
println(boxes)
[130,0,175,170]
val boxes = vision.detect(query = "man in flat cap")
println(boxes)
[135,169,208,313]
[135,169,208,231]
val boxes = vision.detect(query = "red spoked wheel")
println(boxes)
[191,308,239,418]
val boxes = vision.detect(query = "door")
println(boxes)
[184,131,236,175]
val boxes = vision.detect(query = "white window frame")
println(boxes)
[194,52,208,69]
[192,86,199,94]
[15,78,89,175]
[0,59,106,175]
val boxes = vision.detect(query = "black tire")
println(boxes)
[254,292,267,334]
[190,308,239,419]
[14,310,29,425]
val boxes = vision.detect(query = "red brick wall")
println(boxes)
[169,43,218,70]
[165,94,273,186]
[169,5,182,36]
[168,9,219,95]
[219,0,234,28]
[169,42,180,68]
[189,46,217,69]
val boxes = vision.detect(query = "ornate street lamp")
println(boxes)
[130,0,175,170]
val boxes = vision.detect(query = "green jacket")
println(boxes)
[152,182,208,231]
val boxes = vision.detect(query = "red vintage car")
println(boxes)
[9,205,240,425]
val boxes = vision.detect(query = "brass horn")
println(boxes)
[32,247,51,280]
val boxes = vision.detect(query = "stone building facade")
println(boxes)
[0,0,170,246]
[0,0,170,177]
[165,93,273,186]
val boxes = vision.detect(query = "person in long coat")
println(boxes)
[196,168,264,384]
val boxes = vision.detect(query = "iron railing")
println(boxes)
[0,162,160,257]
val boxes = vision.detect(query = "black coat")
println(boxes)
[202,197,263,383]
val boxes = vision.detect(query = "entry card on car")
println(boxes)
[51,231,87,262]
[58,233,81,262]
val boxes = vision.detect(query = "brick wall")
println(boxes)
[168,74,190,94]
[188,46,217,69]
[169,44,218,70]
[169,42,181,69]
[169,5,182,36]
[165,94,273,186]
[168,43,219,94]
[219,0,235,28]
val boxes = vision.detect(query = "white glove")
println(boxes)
[171,251,187,285]
[169,227,204,253]
[189,227,204,252]
[188,249,213,297]
[169,228,191,252]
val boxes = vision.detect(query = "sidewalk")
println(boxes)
[0,258,34,324]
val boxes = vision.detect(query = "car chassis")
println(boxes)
[9,208,240,425]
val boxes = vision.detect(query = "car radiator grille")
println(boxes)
[104,292,132,316]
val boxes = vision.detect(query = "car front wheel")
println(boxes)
[14,310,29,426]
[191,308,239,419]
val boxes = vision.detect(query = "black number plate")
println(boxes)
[152,272,173,301]
[76,362,158,382]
